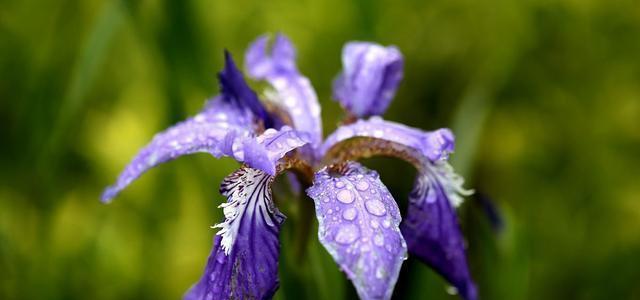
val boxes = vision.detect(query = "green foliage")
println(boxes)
[1,0,639,299]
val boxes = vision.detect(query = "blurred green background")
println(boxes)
[2,0,640,299]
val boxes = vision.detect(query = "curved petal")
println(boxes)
[242,126,310,175]
[245,34,322,153]
[401,167,477,300]
[321,118,476,300]
[101,98,254,203]
[333,42,403,118]
[320,117,454,162]
[102,116,307,203]
[185,167,283,300]
[306,161,407,300]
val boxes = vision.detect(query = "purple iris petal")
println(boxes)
[243,126,310,175]
[333,42,403,118]
[320,117,455,162]
[321,118,475,299]
[220,51,278,129]
[401,172,477,300]
[185,167,284,300]
[101,97,254,203]
[307,161,407,300]
[245,34,323,152]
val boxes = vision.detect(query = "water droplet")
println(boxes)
[374,234,384,246]
[382,219,391,228]
[342,207,358,221]
[375,266,386,279]
[286,138,300,147]
[373,129,384,138]
[336,189,354,204]
[356,180,369,191]
[335,224,360,244]
[327,209,333,214]
[370,220,379,229]
[365,199,386,216]
[361,245,371,252]
[334,181,345,188]
[446,286,458,295]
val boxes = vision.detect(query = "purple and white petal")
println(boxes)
[237,126,310,176]
[321,118,475,299]
[401,168,477,300]
[306,161,407,300]
[185,167,284,300]
[333,42,403,118]
[321,117,455,163]
[245,34,323,152]
[101,98,254,203]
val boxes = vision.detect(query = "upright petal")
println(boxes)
[220,51,278,129]
[321,118,476,299]
[306,161,407,300]
[186,167,283,300]
[333,42,403,118]
[245,34,322,154]
[101,97,254,203]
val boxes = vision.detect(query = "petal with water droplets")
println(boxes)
[321,118,476,299]
[101,97,254,203]
[401,170,477,300]
[333,42,403,118]
[307,161,407,300]
[245,34,322,156]
[185,167,284,300]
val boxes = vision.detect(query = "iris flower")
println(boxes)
[102,34,477,300]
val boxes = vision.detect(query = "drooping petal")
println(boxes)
[320,118,476,299]
[220,50,278,129]
[306,161,407,300]
[185,167,284,300]
[245,34,322,153]
[101,97,254,203]
[333,42,403,118]
[102,111,307,203]
[401,166,477,300]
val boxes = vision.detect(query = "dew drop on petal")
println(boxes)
[342,207,358,221]
[375,266,386,279]
[382,219,391,228]
[446,286,459,295]
[356,180,369,191]
[365,199,386,216]
[370,219,379,229]
[286,137,300,147]
[334,181,345,189]
[336,189,354,204]
[373,233,384,246]
[335,224,360,245]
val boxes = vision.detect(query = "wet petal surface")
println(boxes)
[307,161,407,300]
[333,42,403,118]
[185,167,284,300]
[101,97,254,203]
[246,34,322,156]
[321,118,476,299]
